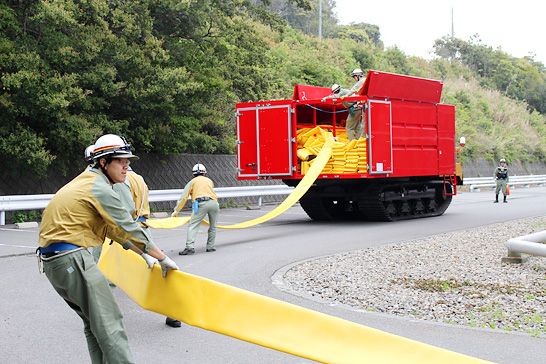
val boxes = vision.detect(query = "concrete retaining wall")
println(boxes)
[1,155,545,223]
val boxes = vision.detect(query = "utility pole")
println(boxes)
[451,7,454,37]
[319,0,322,41]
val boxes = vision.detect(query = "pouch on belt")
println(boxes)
[193,200,199,214]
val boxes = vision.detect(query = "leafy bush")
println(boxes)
[10,210,40,224]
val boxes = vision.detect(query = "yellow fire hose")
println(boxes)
[98,241,490,364]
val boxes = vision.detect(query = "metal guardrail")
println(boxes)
[503,230,546,263]
[463,175,546,192]
[3,174,546,225]
[0,185,294,226]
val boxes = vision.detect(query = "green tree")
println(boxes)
[433,34,546,114]
[264,0,336,38]
[331,22,383,49]
[1,0,199,176]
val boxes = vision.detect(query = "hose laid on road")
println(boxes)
[98,240,491,364]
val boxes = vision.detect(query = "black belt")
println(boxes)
[196,197,211,202]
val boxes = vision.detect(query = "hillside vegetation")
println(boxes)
[443,77,546,164]
[1,0,546,177]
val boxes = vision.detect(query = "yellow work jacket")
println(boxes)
[173,175,218,213]
[39,167,155,252]
[122,169,150,220]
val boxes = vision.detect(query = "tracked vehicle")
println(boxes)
[236,70,463,221]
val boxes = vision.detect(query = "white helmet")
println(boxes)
[84,144,95,164]
[93,134,139,161]
[351,68,364,77]
[500,158,506,163]
[331,84,341,94]
[192,163,206,176]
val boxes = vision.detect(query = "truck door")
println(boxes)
[236,104,293,178]
[437,104,456,174]
[367,100,393,174]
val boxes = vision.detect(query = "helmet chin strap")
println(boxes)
[99,159,116,185]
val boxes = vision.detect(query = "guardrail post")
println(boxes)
[501,249,524,264]
[502,230,546,263]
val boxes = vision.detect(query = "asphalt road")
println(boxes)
[1,186,546,363]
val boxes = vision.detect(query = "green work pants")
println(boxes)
[496,179,508,196]
[43,249,135,364]
[92,244,117,291]
[186,199,220,250]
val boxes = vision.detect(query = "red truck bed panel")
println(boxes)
[236,71,456,181]
[362,70,443,104]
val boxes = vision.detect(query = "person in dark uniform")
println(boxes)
[494,158,509,203]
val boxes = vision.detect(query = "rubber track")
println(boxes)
[299,194,334,221]
[358,185,392,221]
[358,182,452,222]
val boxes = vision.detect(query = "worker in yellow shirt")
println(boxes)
[172,163,220,255]
[86,142,182,328]
[38,134,179,364]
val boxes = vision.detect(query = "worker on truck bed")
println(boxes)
[322,83,351,102]
[342,68,366,141]
[321,84,352,127]
[321,69,366,141]
[346,68,366,96]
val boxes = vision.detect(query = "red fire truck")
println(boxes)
[235,70,463,221]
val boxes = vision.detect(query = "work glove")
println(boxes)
[171,211,178,217]
[340,95,346,100]
[159,255,179,278]
[140,252,158,269]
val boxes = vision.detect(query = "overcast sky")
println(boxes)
[334,0,545,64]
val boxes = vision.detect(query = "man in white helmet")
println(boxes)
[84,144,95,165]
[172,163,220,255]
[322,69,366,141]
[321,83,357,127]
[86,142,183,328]
[38,133,179,364]
[494,158,509,203]
[347,68,366,95]
[336,68,366,141]
[321,84,352,103]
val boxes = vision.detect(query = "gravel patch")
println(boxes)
[283,216,546,336]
